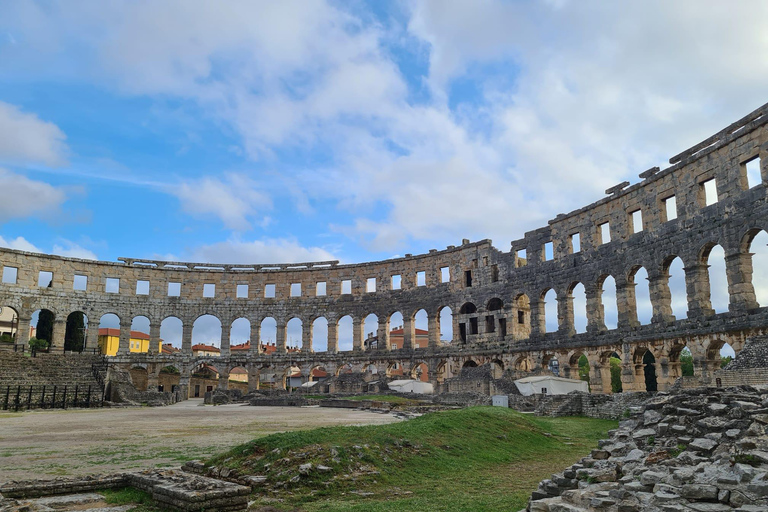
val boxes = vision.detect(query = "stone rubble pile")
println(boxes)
[528,386,768,511]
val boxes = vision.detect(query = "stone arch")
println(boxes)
[64,311,88,352]
[437,305,453,344]
[158,364,181,393]
[700,242,729,313]
[387,312,403,349]
[462,359,478,369]
[309,365,328,382]
[661,256,688,320]
[486,298,503,311]
[129,365,149,391]
[0,305,20,343]
[363,313,378,350]
[628,266,652,325]
[435,360,449,383]
[490,359,504,379]
[337,315,354,352]
[160,316,183,351]
[540,288,558,334]
[632,346,658,392]
[412,309,428,349]
[286,317,302,352]
[336,363,353,376]
[597,275,618,330]
[230,317,251,350]
[129,315,151,353]
[742,229,768,306]
[542,353,560,376]
[260,317,277,352]
[568,281,588,334]
[410,361,429,382]
[192,314,222,350]
[513,355,532,372]
[312,317,329,353]
[97,313,120,355]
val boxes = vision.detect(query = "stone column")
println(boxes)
[218,369,230,390]
[684,264,715,317]
[648,275,675,323]
[250,322,260,355]
[85,321,100,352]
[327,321,338,353]
[178,367,191,400]
[51,318,66,352]
[15,316,31,346]
[376,323,388,351]
[530,297,545,336]
[146,370,159,392]
[220,325,231,358]
[557,294,574,336]
[352,318,364,351]
[402,316,413,350]
[248,365,259,392]
[301,321,312,352]
[181,322,192,356]
[276,322,286,353]
[597,362,613,394]
[148,322,160,355]
[725,252,759,311]
[117,319,131,355]
[616,281,640,328]
[560,364,573,380]
[620,362,636,392]
[586,286,606,332]
[428,314,439,348]
[452,312,461,344]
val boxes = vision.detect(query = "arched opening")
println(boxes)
[97,313,120,356]
[386,361,402,378]
[570,283,587,333]
[312,317,328,352]
[719,342,735,368]
[599,276,618,330]
[542,289,558,334]
[438,306,453,345]
[363,314,378,350]
[485,298,505,339]
[129,315,151,353]
[260,317,277,352]
[309,366,328,382]
[602,351,622,393]
[160,316,182,352]
[64,311,88,352]
[487,298,503,311]
[703,244,729,313]
[191,363,219,398]
[230,318,250,350]
[642,350,657,392]
[228,365,249,392]
[545,355,560,376]
[490,359,504,379]
[411,362,429,382]
[435,361,449,383]
[458,303,477,342]
[665,256,688,319]
[462,360,478,369]
[192,315,222,353]
[569,352,589,385]
[514,356,531,372]
[388,312,403,349]
[31,309,56,349]
[0,305,20,344]
[747,230,768,306]
[630,267,652,325]
[336,363,353,376]
[362,363,378,375]
[286,318,302,352]
[158,365,180,393]
[284,365,302,390]
[129,365,149,391]
[413,309,428,349]
[512,294,531,339]
[337,315,353,352]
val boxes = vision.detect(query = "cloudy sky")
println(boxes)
[2,1,767,353]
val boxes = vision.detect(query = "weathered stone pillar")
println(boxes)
[557,294,574,336]
[327,321,338,353]
[616,281,640,328]
[15,316,31,345]
[250,322,260,355]
[684,264,715,317]
[117,319,131,355]
[217,368,229,390]
[655,359,671,391]
[220,325,231,358]
[51,318,66,351]
[530,297,545,336]
[428,314,439,348]
[649,275,675,323]
[276,323,286,353]
[352,318,364,351]
[452,312,461,344]
[146,370,159,392]
[597,362,613,394]
[302,321,312,352]
[560,364,573,380]
[148,322,160,355]
[181,322,192,356]
[586,285,606,332]
[178,367,191,399]
[376,323,388,351]
[725,252,759,311]
[248,365,259,392]
[620,362,636,392]
[85,322,100,352]
[402,316,413,350]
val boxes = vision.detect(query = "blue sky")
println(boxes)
[2,1,768,353]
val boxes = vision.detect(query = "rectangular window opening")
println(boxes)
[517,310,525,324]
[746,157,762,188]
[168,282,181,297]
[290,283,301,297]
[341,279,352,295]
[543,241,554,261]
[440,266,450,283]
[631,210,643,234]
[599,222,611,244]
[366,277,376,293]
[469,317,478,335]
[464,270,472,287]
[663,195,677,222]
[236,284,249,298]
[2,266,18,284]
[491,264,499,282]
[391,274,401,290]
[72,274,88,291]
[105,277,120,294]
[485,315,495,333]
[570,233,580,253]
[702,178,718,206]
[203,283,216,298]
[316,282,326,296]
[416,271,426,286]
[516,249,527,267]
[265,284,276,298]
[38,271,53,288]
[136,280,149,295]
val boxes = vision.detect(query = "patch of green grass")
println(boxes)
[99,487,162,511]
[207,407,615,511]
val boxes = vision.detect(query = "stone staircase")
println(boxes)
[0,351,106,391]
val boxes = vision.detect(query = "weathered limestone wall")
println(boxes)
[1,102,768,395]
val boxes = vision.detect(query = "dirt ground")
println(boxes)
[0,400,400,481]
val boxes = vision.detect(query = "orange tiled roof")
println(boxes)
[98,328,151,339]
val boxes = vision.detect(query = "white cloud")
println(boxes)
[173,174,272,231]
[51,241,98,260]
[0,235,42,253]
[188,238,337,265]
[0,168,68,222]
[0,101,68,166]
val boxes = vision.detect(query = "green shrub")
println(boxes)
[28,337,49,351]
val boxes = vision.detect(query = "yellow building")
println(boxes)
[98,328,162,356]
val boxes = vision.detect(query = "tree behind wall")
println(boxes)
[36,310,54,344]
[64,312,85,352]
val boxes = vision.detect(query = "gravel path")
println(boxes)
[0,400,400,481]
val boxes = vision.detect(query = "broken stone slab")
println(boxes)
[689,438,718,454]
[679,483,719,500]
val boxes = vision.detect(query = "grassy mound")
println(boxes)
[207,407,615,511]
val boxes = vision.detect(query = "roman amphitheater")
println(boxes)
[1,102,767,399]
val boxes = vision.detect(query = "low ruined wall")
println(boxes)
[534,391,650,419]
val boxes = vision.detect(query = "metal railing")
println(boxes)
[1,384,103,412]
